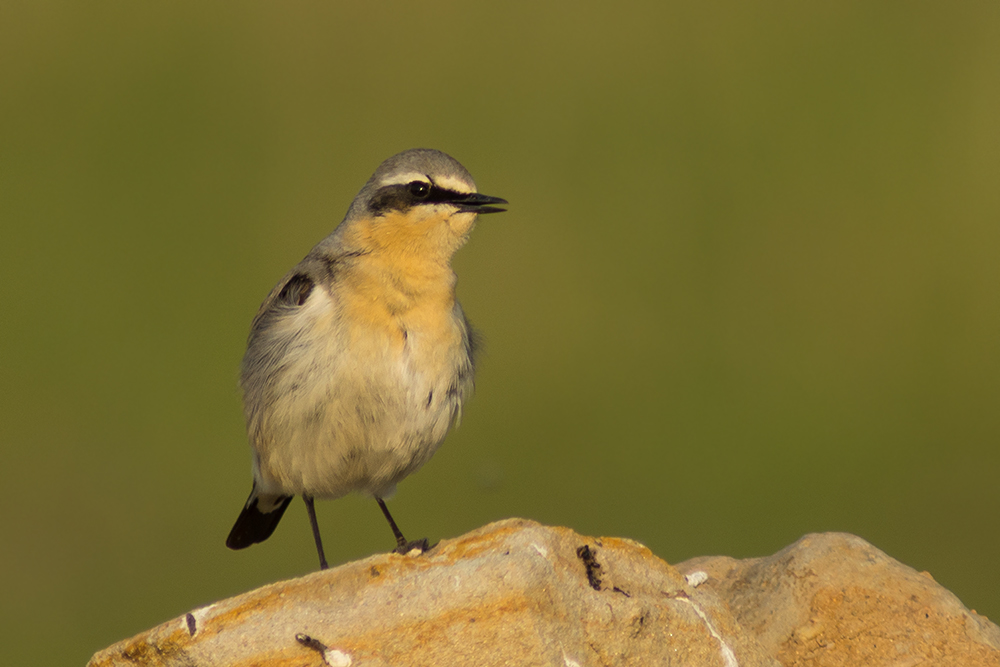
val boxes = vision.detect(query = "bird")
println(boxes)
[225,148,506,569]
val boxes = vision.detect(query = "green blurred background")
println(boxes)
[2,2,998,663]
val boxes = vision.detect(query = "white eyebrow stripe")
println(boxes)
[434,175,475,194]
[378,172,476,194]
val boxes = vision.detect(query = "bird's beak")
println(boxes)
[451,192,508,215]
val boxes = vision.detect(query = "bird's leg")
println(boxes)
[375,496,429,554]
[303,495,329,570]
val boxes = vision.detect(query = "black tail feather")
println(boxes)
[226,487,293,550]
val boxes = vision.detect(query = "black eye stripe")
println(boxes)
[425,186,457,203]
[368,182,473,214]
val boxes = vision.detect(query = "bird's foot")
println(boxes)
[393,537,430,555]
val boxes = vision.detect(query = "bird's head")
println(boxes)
[337,149,507,261]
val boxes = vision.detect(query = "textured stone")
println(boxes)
[677,532,1000,667]
[89,520,999,667]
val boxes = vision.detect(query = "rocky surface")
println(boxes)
[89,519,1000,666]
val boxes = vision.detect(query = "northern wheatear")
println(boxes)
[226,149,506,569]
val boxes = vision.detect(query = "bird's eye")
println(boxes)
[408,181,431,198]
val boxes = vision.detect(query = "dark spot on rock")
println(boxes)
[577,544,603,591]
[630,612,647,638]
[295,633,327,653]
[185,613,196,636]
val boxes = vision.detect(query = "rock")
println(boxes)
[88,519,1000,667]
[677,532,1000,666]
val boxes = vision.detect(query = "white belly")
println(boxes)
[242,287,473,499]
